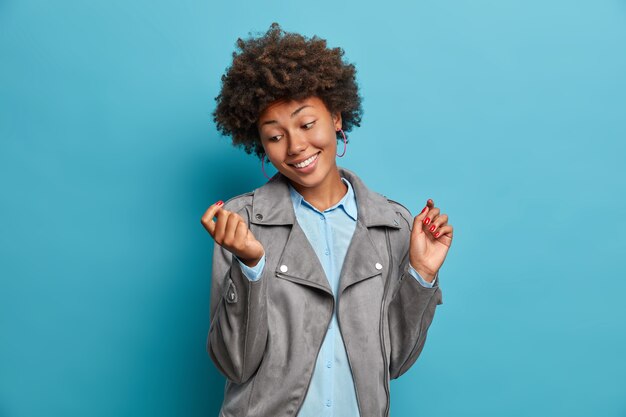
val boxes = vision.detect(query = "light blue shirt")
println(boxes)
[235,177,435,416]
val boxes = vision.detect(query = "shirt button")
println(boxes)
[325,400,332,407]
[326,360,332,368]
[324,248,330,256]
[375,262,383,270]
[280,265,288,273]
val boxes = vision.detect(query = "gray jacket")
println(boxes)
[207,166,443,417]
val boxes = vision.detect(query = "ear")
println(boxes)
[332,112,343,131]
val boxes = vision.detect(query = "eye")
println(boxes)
[268,135,283,142]
[302,121,316,130]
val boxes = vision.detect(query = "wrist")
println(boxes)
[239,252,264,268]
[410,262,436,283]
[242,258,261,268]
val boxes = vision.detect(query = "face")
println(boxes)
[257,96,342,190]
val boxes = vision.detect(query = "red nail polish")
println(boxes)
[423,217,430,225]
[421,207,427,214]
[429,225,436,232]
[434,231,440,237]
[216,200,224,206]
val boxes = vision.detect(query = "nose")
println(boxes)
[287,131,307,156]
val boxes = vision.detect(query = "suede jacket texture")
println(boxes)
[207,166,444,417]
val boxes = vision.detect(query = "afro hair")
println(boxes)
[212,22,364,160]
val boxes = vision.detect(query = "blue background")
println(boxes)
[1,0,625,416]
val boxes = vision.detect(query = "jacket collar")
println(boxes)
[250,166,400,229]
[287,177,357,221]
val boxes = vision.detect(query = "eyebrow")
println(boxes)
[259,105,312,126]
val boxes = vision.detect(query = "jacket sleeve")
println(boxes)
[408,263,436,288]
[206,203,269,384]
[235,253,266,281]
[387,208,444,380]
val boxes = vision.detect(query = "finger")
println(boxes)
[436,214,448,227]
[200,201,224,236]
[223,212,244,248]
[213,208,232,244]
[415,203,430,223]
[413,210,428,235]
[433,224,453,239]
[233,220,249,252]
[428,214,448,234]
[422,206,440,227]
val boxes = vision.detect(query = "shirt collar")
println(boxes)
[287,177,358,221]
[249,166,401,229]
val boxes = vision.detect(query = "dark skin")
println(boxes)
[201,96,454,282]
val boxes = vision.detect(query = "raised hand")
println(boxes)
[409,199,454,283]
[201,201,265,267]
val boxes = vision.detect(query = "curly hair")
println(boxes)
[212,22,364,160]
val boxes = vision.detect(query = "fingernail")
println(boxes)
[216,200,224,206]
[423,217,430,225]
[429,225,436,232]
[434,231,440,238]
[421,207,427,214]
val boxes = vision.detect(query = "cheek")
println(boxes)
[311,128,337,149]
[264,142,285,162]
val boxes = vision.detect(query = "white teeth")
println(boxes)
[293,153,318,168]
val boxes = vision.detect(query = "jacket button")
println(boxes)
[255,213,263,221]
[375,262,383,270]
[225,282,237,303]
[280,264,288,273]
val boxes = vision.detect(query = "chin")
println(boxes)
[292,169,334,190]
[284,172,320,188]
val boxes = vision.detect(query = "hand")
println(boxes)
[409,199,454,283]
[201,201,265,267]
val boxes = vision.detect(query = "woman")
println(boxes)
[201,22,453,417]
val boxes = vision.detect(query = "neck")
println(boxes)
[289,167,348,212]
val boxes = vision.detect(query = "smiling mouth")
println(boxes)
[289,152,320,169]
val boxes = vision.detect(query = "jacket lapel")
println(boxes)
[274,220,334,295]
[337,219,387,297]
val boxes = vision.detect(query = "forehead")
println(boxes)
[258,96,328,122]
